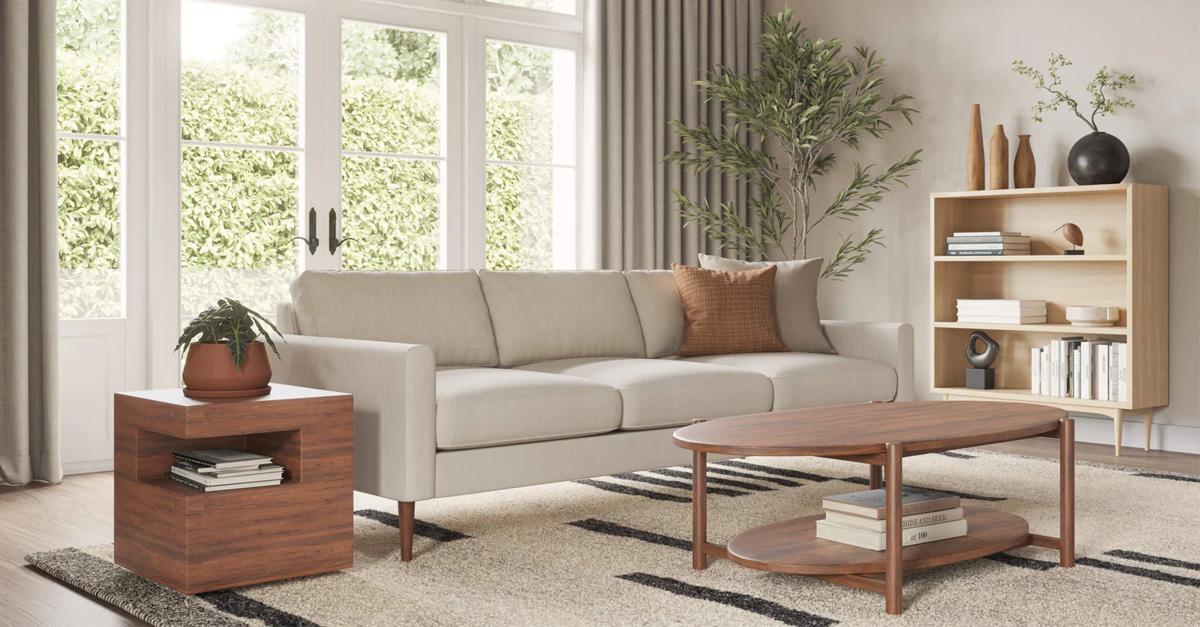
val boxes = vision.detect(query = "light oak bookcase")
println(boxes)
[929,183,1168,455]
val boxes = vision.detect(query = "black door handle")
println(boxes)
[328,208,357,254]
[294,207,319,255]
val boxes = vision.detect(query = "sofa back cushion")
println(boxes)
[289,271,500,367]
[624,270,684,358]
[478,270,646,366]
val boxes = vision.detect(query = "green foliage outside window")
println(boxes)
[57,2,565,318]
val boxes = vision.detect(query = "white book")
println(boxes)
[1041,347,1051,395]
[1049,341,1060,397]
[956,306,1047,315]
[952,231,1022,237]
[1081,342,1093,400]
[956,299,1045,308]
[823,508,966,533]
[1061,342,1070,397]
[1031,348,1041,394]
[1117,342,1128,403]
[815,518,969,551]
[1110,343,1122,402]
[955,315,1048,324]
[957,302,1047,310]
[947,243,1032,251]
[1097,345,1110,401]
[1072,347,1081,399]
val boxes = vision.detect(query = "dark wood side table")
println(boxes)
[114,384,353,594]
[674,401,1074,616]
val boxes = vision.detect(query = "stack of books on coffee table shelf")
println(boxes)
[168,448,284,492]
[815,487,966,551]
[956,299,1047,324]
[945,231,1031,256]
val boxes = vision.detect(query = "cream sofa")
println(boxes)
[271,270,913,559]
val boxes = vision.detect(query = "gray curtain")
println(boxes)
[1,0,62,485]
[593,0,763,270]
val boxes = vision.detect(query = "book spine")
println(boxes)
[1098,346,1110,401]
[1118,342,1128,403]
[1081,342,1093,400]
[168,472,207,492]
[945,236,1031,244]
[1049,341,1059,397]
[1041,346,1051,396]
[1110,343,1122,401]
[171,453,217,468]
[1072,346,1081,399]
[1031,348,1040,394]
[946,250,1013,256]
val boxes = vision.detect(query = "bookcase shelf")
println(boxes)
[933,254,1127,263]
[932,322,1128,336]
[929,182,1168,455]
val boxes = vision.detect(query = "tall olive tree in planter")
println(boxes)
[667,10,921,279]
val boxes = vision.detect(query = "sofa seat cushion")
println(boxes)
[517,358,772,430]
[435,368,622,450]
[683,353,897,410]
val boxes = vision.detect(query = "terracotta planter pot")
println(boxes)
[182,341,272,399]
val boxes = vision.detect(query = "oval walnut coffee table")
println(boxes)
[673,401,1074,615]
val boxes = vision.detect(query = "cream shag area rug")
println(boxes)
[27,450,1200,626]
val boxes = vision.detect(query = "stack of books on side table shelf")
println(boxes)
[945,231,1031,256]
[169,448,284,492]
[1031,338,1127,401]
[956,299,1047,324]
[815,487,966,551]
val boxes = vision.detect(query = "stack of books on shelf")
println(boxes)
[168,448,284,492]
[945,231,1031,256]
[815,487,966,551]
[1031,338,1127,401]
[956,299,1047,324]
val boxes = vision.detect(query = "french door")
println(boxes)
[54,0,582,469]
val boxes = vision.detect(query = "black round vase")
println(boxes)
[1067,132,1130,185]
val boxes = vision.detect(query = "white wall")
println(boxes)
[771,0,1200,450]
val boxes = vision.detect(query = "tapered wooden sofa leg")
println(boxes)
[399,501,415,561]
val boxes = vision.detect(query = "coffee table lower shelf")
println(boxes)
[725,507,1029,580]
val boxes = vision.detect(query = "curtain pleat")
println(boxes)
[596,0,763,270]
[0,0,62,485]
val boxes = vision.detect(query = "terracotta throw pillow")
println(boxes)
[671,264,788,357]
[698,254,834,354]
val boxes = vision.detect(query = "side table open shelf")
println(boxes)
[114,384,353,594]
[929,183,1168,455]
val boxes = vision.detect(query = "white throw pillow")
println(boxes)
[697,254,834,354]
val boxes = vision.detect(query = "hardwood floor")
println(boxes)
[1,443,1195,626]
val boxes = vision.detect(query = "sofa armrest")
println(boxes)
[821,320,915,402]
[269,334,436,502]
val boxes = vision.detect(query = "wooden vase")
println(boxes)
[1014,134,1035,188]
[966,104,984,191]
[988,124,1009,189]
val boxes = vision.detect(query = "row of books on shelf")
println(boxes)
[944,231,1031,257]
[1030,339,1127,401]
[168,448,284,492]
[814,487,965,551]
[957,299,1046,324]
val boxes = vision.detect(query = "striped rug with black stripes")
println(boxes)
[26,450,1200,626]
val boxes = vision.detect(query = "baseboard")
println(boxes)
[1069,414,1200,455]
[62,459,114,475]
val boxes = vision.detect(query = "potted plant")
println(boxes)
[175,298,284,399]
[1012,53,1136,185]
[666,10,921,279]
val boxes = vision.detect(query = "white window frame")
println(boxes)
[128,0,588,384]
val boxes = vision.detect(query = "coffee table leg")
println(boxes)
[692,450,707,570]
[1060,418,1075,567]
[869,464,883,489]
[885,442,904,615]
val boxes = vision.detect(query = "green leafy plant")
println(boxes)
[666,9,921,280]
[175,298,284,367]
[1011,53,1136,132]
